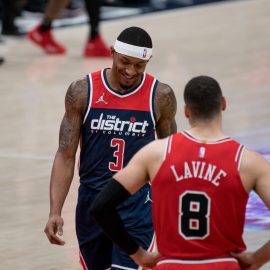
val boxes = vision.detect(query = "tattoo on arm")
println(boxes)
[154,82,177,138]
[59,115,78,152]
[58,79,87,155]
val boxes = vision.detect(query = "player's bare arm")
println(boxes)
[233,149,270,268]
[240,149,270,207]
[154,82,177,138]
[44,78,88,245]
[114,138,167,193]
[232,241,270,270]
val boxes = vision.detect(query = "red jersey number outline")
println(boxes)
[109,138,125,171]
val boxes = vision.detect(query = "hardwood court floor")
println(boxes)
[0,0,270,269]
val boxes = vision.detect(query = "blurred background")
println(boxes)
[0,0,270,269]
[0,0,226,36]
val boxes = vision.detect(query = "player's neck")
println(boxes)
[106,68,141,94]
[188,118,225,141]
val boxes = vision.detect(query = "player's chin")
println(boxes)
[120,77,137,89]
[119,80,134,89]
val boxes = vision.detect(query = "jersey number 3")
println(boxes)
[109,138,125,171]
[179,191,210,240]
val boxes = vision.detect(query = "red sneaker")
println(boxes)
[83,35,111,57]
[28,26,66,55]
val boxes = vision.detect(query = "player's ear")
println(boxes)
[110,46,115,56]
[221,96,226,111]
[184,105,190,118]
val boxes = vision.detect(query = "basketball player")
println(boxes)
[28,0,111,56]
[44,26,177,270]
[90,76,270,270]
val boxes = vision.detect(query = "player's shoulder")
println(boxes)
[130,137,170,173]
[155,81,175,96]
[241,147,270,170]
[65,76,88,110]
[154,81,177,118]
[68,76,88,93]
[143,137,170,156]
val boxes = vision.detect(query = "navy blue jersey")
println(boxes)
[79,69,157,190]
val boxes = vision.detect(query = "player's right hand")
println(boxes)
[130,247,160,268]
[44,215,66,246]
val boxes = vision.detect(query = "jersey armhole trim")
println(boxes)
[150,79,158,126]
[83,73,92,124]
[235,145,245,171]
[163,135,173,160]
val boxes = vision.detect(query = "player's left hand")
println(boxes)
[44,215,66,246]
[231,251,260,270]
[131,247,160,268]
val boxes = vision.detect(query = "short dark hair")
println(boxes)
[117,26,152,48]
[184,76,223,120]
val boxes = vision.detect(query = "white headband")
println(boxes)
[114,40,152,60]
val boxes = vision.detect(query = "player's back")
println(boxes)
[152,131,248,265]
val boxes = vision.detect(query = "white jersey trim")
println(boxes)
[183,131,231,144]
[167,135,173,154]
[111,264,137,270]
[83,73,93,124]
[101,69,146,98]
[237,146,245,171]
[163,137,170,161]
[157,257,238,265]
[149,78,158,139]
[235,145,242,162]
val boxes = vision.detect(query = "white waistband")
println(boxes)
[157,258,238,265]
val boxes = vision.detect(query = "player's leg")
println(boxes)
[79,233,112,270]
[112,184,154,270]
[43,0,70,20]
[1,0,24,36]
[83,0,111,57]
[76,185,112,270]
[27,0,68,54]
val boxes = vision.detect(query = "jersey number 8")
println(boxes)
[179,191,210,240]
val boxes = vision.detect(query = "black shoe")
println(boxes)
[2,27,25,36]
[0,57,5,65]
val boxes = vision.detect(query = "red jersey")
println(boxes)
[152,131,248,264]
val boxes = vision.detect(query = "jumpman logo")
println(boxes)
[144,191,152,204]
[95,93,108,104]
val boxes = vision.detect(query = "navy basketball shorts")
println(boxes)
[76,183,154,270]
